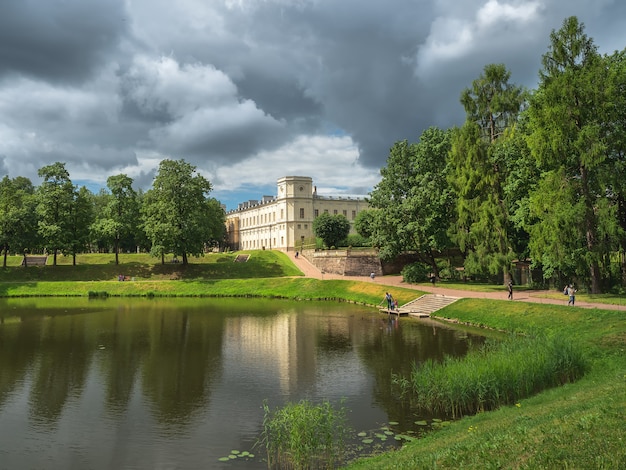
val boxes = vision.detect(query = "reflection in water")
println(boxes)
[0,297,485,469]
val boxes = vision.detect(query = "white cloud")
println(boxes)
[416,0,542,76]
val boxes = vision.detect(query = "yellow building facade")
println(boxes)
[225,176,368,251]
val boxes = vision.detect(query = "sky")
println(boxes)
[0,0,625,211]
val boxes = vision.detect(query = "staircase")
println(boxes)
[381,294,460,318]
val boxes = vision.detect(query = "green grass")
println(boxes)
[395,334,588,419]
[0,250,302,282]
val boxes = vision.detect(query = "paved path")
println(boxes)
[289,252,626,311]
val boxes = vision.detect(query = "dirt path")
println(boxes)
[289,252,626,311]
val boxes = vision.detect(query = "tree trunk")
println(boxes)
[182,252,188,265]
[115,236,119,265]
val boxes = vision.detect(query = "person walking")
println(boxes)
[567,284,577,306]
[507,280,513,300]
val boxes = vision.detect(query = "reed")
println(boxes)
[398,334,588,418]
[259,399,351,469]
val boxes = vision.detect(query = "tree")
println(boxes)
[92,174,139,264]
[312,212,350,249]
[141,159,216,265]
[368,128,455,276]
[354,209,376,240]
[0,176,37,266]
[36,162,75,265]
[525,16,615,292]
[204,197,227,250]
[65,186,95,265]
[449,64,526,281]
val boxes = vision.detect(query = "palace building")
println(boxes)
[225,176,368,251]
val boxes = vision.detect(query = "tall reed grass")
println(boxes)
[258,399,351,469]
[395,334,588,418]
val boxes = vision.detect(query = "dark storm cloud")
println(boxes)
[0,0,129,83]
[0,0,625,198]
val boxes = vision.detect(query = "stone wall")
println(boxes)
[303,249,382,277]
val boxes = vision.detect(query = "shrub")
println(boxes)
[401,262,431,283]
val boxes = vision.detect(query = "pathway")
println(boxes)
[288,252,626,312]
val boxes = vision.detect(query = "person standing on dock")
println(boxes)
[385,292,393,311]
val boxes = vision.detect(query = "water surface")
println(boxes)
[0,297,484,469]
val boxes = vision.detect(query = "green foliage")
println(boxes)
[340,233,370,248]
[448,64,527,279]
[397,334,588,418]
[312,212,350,249]
[353,208,376,239]
[524,16,621,293]
[401,262,431,283]
[259,399,351,469]
[36,162,75,265]
[141,159,218,264]
[0,176,37,266]
[368,128,455,274]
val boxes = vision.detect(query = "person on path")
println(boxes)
[370,272,376,280]
[567,285,577,306]
[507,280,513,300]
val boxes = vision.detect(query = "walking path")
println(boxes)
[289,252,626,311]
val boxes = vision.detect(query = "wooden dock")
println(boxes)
[379,294,460,318]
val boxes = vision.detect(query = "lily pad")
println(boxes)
[362,438,374,444]
[414,420,428,426]
[357,432,368,437]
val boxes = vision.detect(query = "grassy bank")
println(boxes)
[347,299,626,469]
[0,251,422,306]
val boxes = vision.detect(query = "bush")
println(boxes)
[401,262,431,283]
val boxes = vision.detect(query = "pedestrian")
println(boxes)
[370,272,376,280]
[430,274,436,286]
[567,284,577,306]
[507,280,513,300]
[295,251,299,258]
[385,292,393,311]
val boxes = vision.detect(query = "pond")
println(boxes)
[0,297,486,469]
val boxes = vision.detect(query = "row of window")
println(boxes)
[241,208,357,228]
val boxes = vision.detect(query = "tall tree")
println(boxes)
[141,159,215,265]
[65,186,95,265]
[525,16,614,292]
[368,128,455,276]
[449,64,526,281]
[36,162,75,266]
[92,174,139,264]
[0,176,37,266]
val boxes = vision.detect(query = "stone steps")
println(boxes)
[381,294,460,318]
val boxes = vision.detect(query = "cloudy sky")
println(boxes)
[1,0,624,210]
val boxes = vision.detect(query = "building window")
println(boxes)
[297,224,301,229]
[300,208,304,218]
[333,209,337,215]
[324,209,329,214]
[280,209,284,219]
[304,224,308,229]
[343,210,347,216]
[314,209,319,217]
[352,210,356,220]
